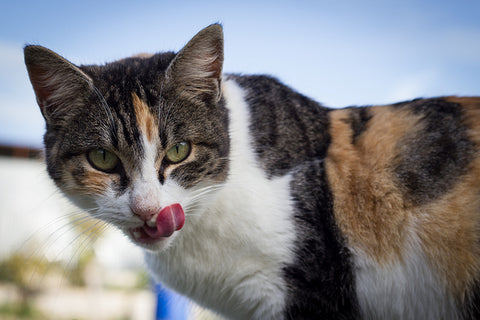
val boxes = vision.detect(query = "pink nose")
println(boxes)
[131,205,158,222]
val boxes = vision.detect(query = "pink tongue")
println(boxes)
[143,204,185,239]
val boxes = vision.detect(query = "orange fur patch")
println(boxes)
[80,172,110,195]
[61,157,117,196]
[131,53,153,59]
[326,106,423,262]
[65,169,110,195]
[416,168,480,298]
[327,99,480,299]
[132,92,158,142]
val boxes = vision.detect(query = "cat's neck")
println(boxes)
[145,79,297,319]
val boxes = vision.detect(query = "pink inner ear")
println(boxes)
[28,65,56,111]
[208,55,222,79]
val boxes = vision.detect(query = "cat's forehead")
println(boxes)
[78,52,177,128]
[71,51,211,152]
[80,51,176,92]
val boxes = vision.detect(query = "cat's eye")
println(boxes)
[87,149,119,172]
[165,142,191,164]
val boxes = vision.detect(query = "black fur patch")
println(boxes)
[463,281,480,320]
[71,165,87,186]
[284,160,359,319]
[342,106,372,144]
[394,98,476,205]
[229,75,331,177]
[232,75,358,317]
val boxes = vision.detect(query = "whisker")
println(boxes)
[26,212,99,285]
[188,184,225,199]
[59,220,109,288]
[19,211,84,251]
[182,184,225,215]
[29,214,93,260]
[89,210,137,226]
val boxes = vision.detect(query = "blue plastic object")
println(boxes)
[155,283,189,320]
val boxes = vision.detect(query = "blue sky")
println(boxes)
[1,0,479,147]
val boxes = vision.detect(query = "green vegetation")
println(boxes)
[0,252,51,286]
[0,302,47,319]
[0,216,151,319]
[0,253,50,319]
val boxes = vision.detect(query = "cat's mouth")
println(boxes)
[129,203,185,244]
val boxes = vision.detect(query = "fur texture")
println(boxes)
[25,24,480,319]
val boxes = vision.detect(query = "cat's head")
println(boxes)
[24,24,230,251]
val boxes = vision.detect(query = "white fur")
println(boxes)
[77,79,296,318]
[144,79,297,319]
[354,230,459,320]
[130,132,162,221]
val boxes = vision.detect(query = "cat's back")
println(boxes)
[326,96,480,319]
[226,75,480,318]
[226,72,480,318]
[225,74,331,177]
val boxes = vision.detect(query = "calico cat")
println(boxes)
[24,24,480,319]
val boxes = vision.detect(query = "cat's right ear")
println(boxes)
[24,45,93,123]
[164,24,224,105]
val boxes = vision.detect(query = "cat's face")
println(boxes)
[25,25,229,251]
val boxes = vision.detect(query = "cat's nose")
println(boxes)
[131,205,159,222]
[129,184,162,222]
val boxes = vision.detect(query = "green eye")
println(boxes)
[87,149,119,172]
[165,142,191,164]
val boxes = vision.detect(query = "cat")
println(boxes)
[24,24,480,319]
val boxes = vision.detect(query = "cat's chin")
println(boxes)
[124,203,185,251]
[124,228,175,252]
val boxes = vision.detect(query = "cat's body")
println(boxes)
[24,24,480,319]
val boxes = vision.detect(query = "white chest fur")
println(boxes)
[145,80,297,319]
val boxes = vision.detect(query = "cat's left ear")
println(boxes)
[165,24,224,104]
[24,45,94,124]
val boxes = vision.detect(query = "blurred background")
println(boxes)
[0,0,479,319]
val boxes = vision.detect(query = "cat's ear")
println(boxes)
[165,24,224,104]
[24,45,93,123]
